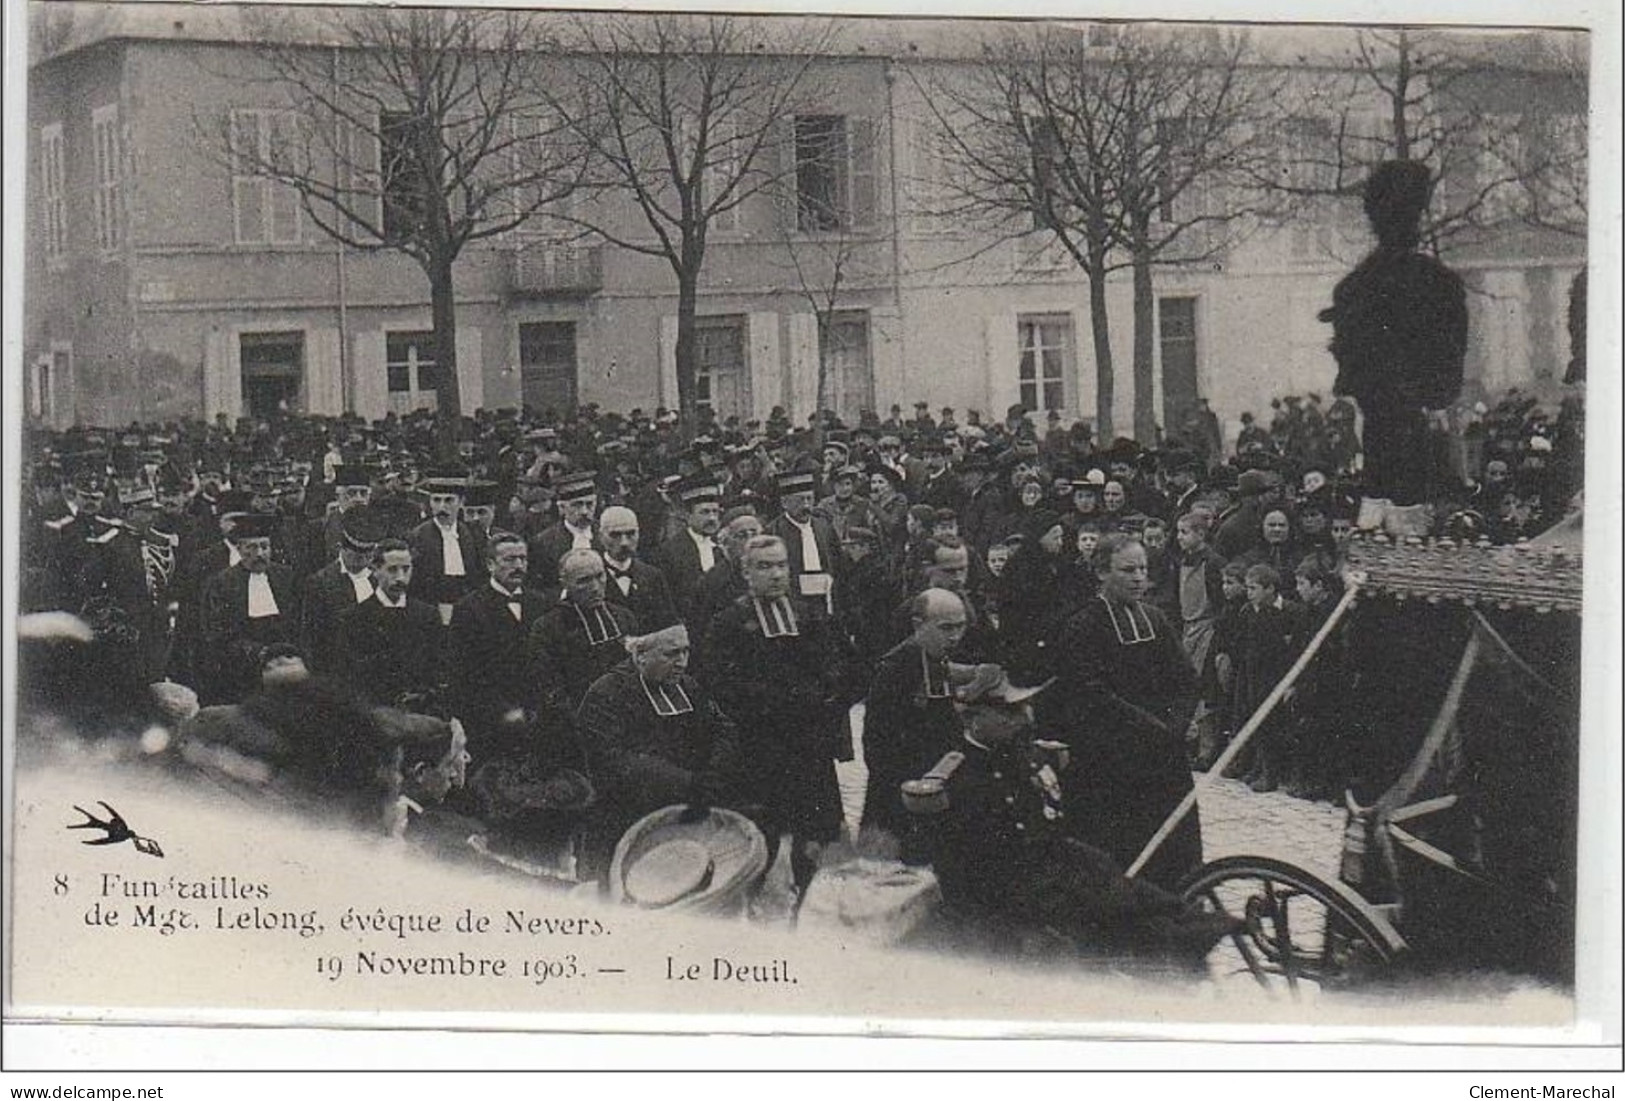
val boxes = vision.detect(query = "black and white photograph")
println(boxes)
[4,0,1618,1075]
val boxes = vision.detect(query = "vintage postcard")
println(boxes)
[4,0,1618,1070]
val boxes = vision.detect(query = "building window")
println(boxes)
[91,104,125,255]
[39,123,66,266]
[518,321,578,416]
[1158,296,1200,436]
[380,111,429,240]
[385,330,439,414]
[819,312,874,423]
[230,109,304,246]
[30,358,52,421]
[1017,314,1072,415]
[795,115,877,232]
[694,316,749,420]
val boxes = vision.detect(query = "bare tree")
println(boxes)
[205,6,591,455]
[1256,26,1588,255]
[766,175,882,442]
[545,14,834,437]
[920,24,1278,442]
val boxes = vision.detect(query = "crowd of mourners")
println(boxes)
[17,377,1582,961]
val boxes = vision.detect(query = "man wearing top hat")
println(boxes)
[656,474,726,625]
[700,535,861,893]
[334,536,445,709]
[409,472,489,625]
[321,465,373,562]
[529,548,642,713]
[300,507,385,677]
[766,466,842,615]
[460,480,502,537]
[596,506,680,631]
[196,511,304,705]
[528,470,600,594]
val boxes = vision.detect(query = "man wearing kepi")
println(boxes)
[576,624,741,883]
[767,465,841,614]
[701,534,860,894]
[910,691,1239,964]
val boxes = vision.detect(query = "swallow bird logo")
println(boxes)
[68,802,164,857]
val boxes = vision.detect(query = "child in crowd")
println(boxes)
[1218,563,1297,793]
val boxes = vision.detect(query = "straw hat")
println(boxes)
[608,806,768,916]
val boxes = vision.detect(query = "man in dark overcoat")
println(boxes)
[655,475,725,625]
[699,534,861,891]
[197,512,304,704]
[528,549,641,713]
[446,531,563,764]
[300,507,382,677]
[335,537,445,708]
[575,624,742,881]
[408,473,490,625]
[596,505,679,630]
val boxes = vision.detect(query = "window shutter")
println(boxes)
[849,116,878,229]
[746,312,781,423]
[267,112,303,244]
[455,326,485,412]
[307,327,344,415]
[351,331,388,420]
[787,313,819,419]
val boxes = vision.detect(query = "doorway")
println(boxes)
[519,321,578,417]
[240,331,305,418]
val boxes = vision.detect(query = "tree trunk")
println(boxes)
[673,272,700,443]
[814,313,831,449]
[1131,232,1158,444]
[1085,251,1115,446]
[428,257,462,464]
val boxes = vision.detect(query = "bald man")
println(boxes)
[575,624,743,882]
[528,548,641,712]
[597,506,679,630]
[861,589,999,845]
